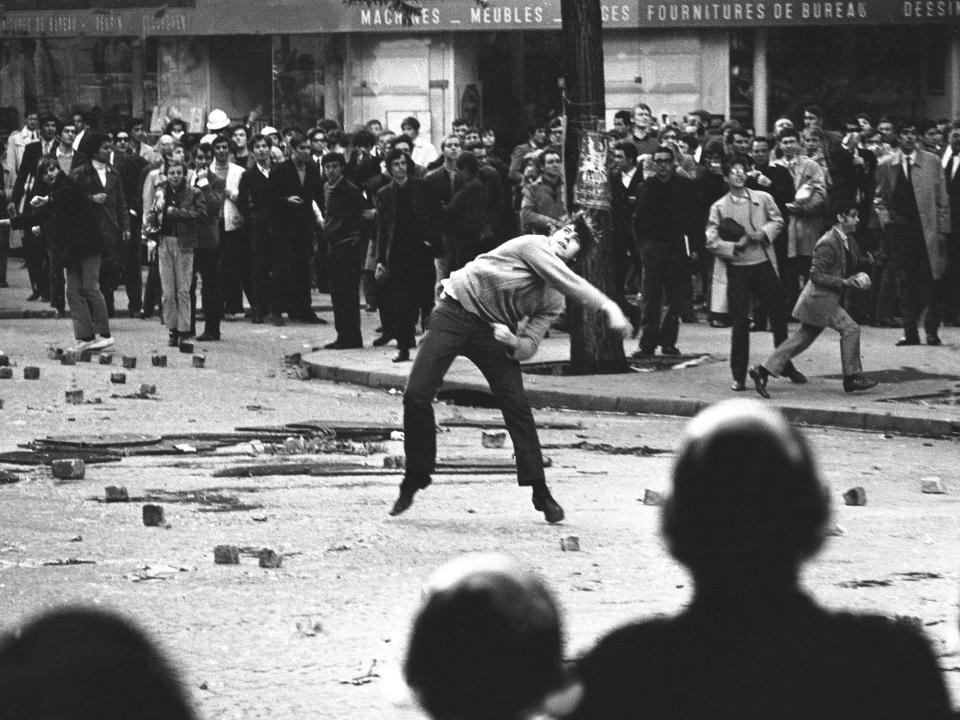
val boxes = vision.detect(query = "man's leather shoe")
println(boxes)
[26,292,40,301]
[631,347,654,359]
[843,374,878,393]
[660,345,681,356]
[927,335,943,346]
[389,487,417,516]
[895,336,920,346]
[783,367,807,384]
[748,366,770,399]
[269,313,285,326]
[392,349,411,363]
[298,312,325,324]
[532,487,565,524]
[167,331,179,347]
[323,340,342,350]
[195,332,221,341]
[372,334,394,347]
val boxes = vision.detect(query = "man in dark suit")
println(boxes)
[71,132,130,318]
[319,151,367,349]
[631,146,702,357]
[237,133,274,323]
[374,148,443,362]
[268,131,324,325]
[113,128,150,318]
[874,121,950,346]
[443,152,487,273]
[941,126,960,325]
[190,143,225,341]
[9,112,58,301]
[609,140,643,333]
[750,200,878,396]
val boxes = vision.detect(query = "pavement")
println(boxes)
[2,260,959,437]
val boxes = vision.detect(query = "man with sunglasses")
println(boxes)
[114,128,150,317]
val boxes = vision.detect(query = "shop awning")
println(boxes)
[1,0,958,37]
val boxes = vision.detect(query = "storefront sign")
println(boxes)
[573,130,611,211]
[0,0,958,37]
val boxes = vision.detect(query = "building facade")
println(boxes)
[0,0,958,146]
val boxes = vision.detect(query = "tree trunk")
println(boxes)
[561,0,628,374]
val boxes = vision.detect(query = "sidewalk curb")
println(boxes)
[304,360,960,438]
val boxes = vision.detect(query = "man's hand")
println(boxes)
[6,202,16,216]
[601,302,631,338]
[747,229,768,243]
[29,195,49,208]
[374,262,389,281]
[287,195,303,205]
[361,208,376,220]
[147,240,158,261]
[122,230,131,243]
[92,192,107,204]
[491,323,519,349]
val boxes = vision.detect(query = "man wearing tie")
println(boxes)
[940,126,960,326]
[9,113,59,302]
[874,121,950,346]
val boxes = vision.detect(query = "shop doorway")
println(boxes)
[765,26,946,125]
[478,31,562,148]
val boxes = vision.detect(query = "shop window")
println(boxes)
[926,29,947,96]
[0,37,135,133]
[273,35,329,130]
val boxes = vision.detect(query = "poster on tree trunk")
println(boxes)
[573,129,610,211]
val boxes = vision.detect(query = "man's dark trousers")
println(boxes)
[192,247,223,336]
[402,297,546,490]
[122,228,143,314]
[327,235,364,345]
[889,221,938,340]
[727,261,791,384]
[639,242,688,350]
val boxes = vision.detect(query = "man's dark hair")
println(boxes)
[538,147,562,170]
[250,133,269,148]
[308,127,327,142]
[653,145,678,163]
[194,142,214,158]
[401,116,421,132]
[612,140,638,162]
[751,135,773,149]
[405,559,564,720]
[855,112,873,126]
[163,118,187,134]
[722,153,752,176]
[384,147,408,171]
[352,129,376,150]
[320,151,345,168]
[896,120,918,135]
[679,133,699,152]
[287,131,307,149]
[700,139,726,161]
[211,134,236,154]
[778,127,800,142]
[803,104,825,120]
[452,117,468,128]
[916,118,939,137]
[613,109,633,125]
[316,118,340,134]
[527,122,546,138]
[38,112,57,126]
[125,117,144,133]
[725,127,751,145]
[455,151,479,176]
[572,213,595,253]
[464,141,485,154]
[832,197,858,217]
[80,131,109,157]
[663,401,829,573]
[0,607,198,720]
[281,125,304,138]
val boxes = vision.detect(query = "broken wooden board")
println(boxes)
[34,433,162,448]
[0,450,122,466]
[438,416,582,430]
[213,461,516,478]
[539,441,672,456]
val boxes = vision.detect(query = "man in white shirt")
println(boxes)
[401,116,439,168]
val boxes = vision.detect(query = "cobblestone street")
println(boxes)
[1,315,958,718]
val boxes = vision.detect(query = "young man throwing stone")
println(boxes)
[390,217,631,523]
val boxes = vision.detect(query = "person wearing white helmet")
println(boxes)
[206,109,230,134]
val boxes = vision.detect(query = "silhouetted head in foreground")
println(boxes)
[0,607,197,720]
[404,553,580,720]
[662,399,830,592]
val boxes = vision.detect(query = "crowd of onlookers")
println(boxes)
[0,101,956,364]
[0,400,956,719]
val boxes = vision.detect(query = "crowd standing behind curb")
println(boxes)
[0,104,956,389]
